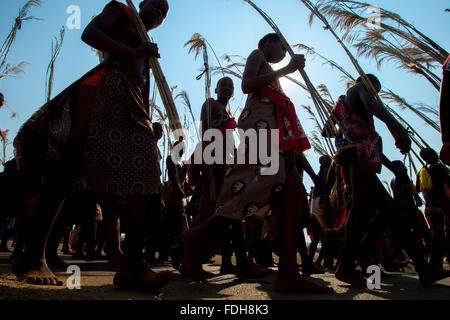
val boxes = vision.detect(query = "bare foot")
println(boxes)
[335,267,367,287]
[181,231,207,283]
[419,268,450,287]
[12,255,63,286]
[301,263,327,275]
[113,261,171,291]
[236,262,271,279]
[274,272,334,294]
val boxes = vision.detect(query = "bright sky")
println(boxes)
[0,0,449,191]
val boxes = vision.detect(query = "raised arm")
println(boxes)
[358,85,411,154]
[296,153,321,187]
[241,50,304,94]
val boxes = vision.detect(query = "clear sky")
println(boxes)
[0,0,449,191]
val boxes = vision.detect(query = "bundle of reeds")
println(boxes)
[299,0,430,168]
[0,0,42,72]
[175,90,200,141]
[125,0,183,136]
[126,1,189,232]
[294,43,437,142]
[45,27,65,103]
[300,0,386,118]
[310,0,447,91]
[185,33,218,200]
[245,0,340,154]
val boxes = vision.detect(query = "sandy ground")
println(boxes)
[0,251,449,301]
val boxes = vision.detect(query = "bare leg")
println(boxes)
[335,160,368,286]
[102,199,123,267]
[219,224,237,274]
[298,229,326,275]
[231,221,270,279]
[181,215,224,283]
[428,211,445,269]
[46,214,69,268]
[274,156,334,294]
[113,195,170,291]
[359,176,450,286]
[12,86,97,286]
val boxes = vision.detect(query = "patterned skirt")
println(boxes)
[15,62,161,196]
[213,92,287,221]
[74,64,161,195]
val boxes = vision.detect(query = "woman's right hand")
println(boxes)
[132,42,160,60]
[285,54,305,74]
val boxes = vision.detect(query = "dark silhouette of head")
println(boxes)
[356,74,381,93]
[258,33,287,63]
[420,148,439,165]
[391,160,407,174]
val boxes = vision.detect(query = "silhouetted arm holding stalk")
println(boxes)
[296,153,321,187]
[358,85,411,155]
[241,50,305,94]
[81,4,159,60]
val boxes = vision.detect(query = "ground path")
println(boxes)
[0,252,449,301]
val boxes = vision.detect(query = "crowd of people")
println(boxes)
[0,0,449,294]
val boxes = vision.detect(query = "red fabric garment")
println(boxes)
[324,168,347,232]
[260,83,311,155]
[334,96,383,173]
[219,119,237,132]
[443,54,450,72]
[219,105,237,132]
[115,1,134,22]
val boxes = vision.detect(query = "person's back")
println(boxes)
[344,83,374,125]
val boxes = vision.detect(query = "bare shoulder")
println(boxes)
[98,1,127,22]
[202,98,216,108]
[346,82,362,98]
[89,1,130,32]
[247,49,265,62]
[201,98,217,117]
